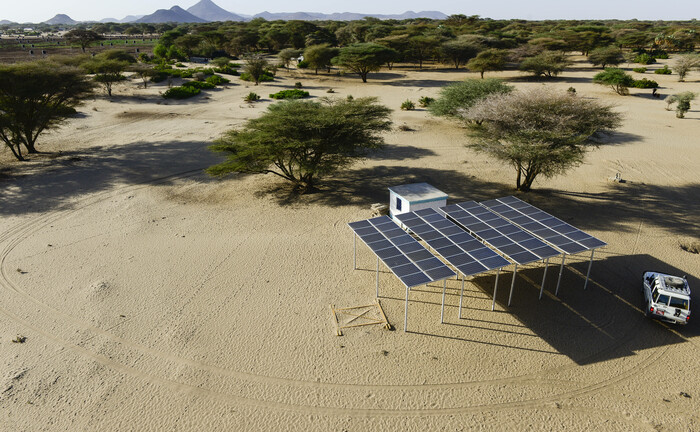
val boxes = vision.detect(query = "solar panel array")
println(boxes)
[348,216,456,288]
[439,201,562,265]
[481,196,607,254]
[396,208,510,277]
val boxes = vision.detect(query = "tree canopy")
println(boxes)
[519,51,571,77]
[462,90,622,191]
[63,29,103,52]
[0,61,95,160]
[429,78,513,119]
[593,68,635,95]
[467,49,507,78]
[332,43,396,82]
[588,46,625,68]
[207,97,392,192]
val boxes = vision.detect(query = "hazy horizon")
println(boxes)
[0,0,697,23]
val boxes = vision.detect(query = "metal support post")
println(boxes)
[458,275,465,319]
[492,268,501,311]
[404,284,409,332]
[375,256,379,298]
[440,280,447,323]
[555,254,566,296]
[583,249,595,290]
[353,234,357,269]
[508,264,518,306]
[539,257,550,300]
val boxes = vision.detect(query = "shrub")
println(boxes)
[163,86,201,99]
[295,82,303,88]
[269,89,310,99]
[205,75,230,86]
[182,80,216,90]
[297,60,310,69]
[633,67,647,73]
[346,95,354,101]
[655,65,672,75]
[244,92,260,102]
[215,65,239,75]
[175,62,186,67]
[567,87,576,94]
[665,92,696,118]
[632,78,659,88]
[240,71,274,83]
[634,53,655,64]
[326,88,335,93]
[593,68,635,95]
[400,100,415,110]
[653,51,669,59]
[429,78,513,118]
[418,96,435,107]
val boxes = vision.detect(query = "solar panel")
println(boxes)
[396,208,509,277]
[481,196,606,254]
[439,202,561,265]
[348,216,455,287]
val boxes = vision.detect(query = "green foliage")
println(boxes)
[633,67,647,73]
[303,44,340,74]
[175,62,186,67]
[0,61,95,160]
[588,46,625,68]
[244,92,260,102]
[294,82,303,88]
[84,59,129,97]
[214,65,239,75]
[205,75,230,86]
[462,89,622,191]
[519,51,571,77]
[654,65,672,75]
[243,53,270,85]
[429,78,513,119]
[98,49,137,64]
[674,54,700,81]
[400,100,415,110]
[297,60,310,69]
[634,53,655,64]
[278,48,302,69]
[63,29,102,52]
[162,86,201,99]
[631,78,659,88]
[211,57,232,68]
[567,87,576,94]
[332,43,397,82]
[269,89,310,99]
[207,97,393,193]
[466,48,507,78]
[440,35,483,69]
[665,92,696,118]
[418,96,435,107]
[593,68,635,95]
[182,80,216,90]
[240,71,274,83]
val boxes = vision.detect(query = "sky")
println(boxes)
[1,0,698,23]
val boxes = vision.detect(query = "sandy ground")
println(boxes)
[0,57,699,431]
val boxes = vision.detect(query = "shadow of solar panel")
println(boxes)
[400,272,431,287]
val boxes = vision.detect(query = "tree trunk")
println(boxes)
[480,71,484,79]
[360,72,368,83]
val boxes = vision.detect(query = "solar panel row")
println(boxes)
[396,208,510,277]
[482,196,606,254]
[440,201,561,265]
[348,216,455,288]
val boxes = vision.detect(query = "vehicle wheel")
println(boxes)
[644,303,651,318]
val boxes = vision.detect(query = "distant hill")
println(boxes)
[0,19,16,25]
[252,10,447,21]
[99,18,119,23]
[44,14,77,25]
[187,0,245,22]
[120,15,144,23]
[135,6,206,23]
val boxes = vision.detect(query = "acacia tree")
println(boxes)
[278,48,301,69]
[64,29,103,52]
[129,63,155,88]
[462,90,622,191]
[673,54,700,82]
[519,51,571,77]
[467,49,507,78]
[304,44,339,74]
[332,43,396,82]
[84,59,129,97]
[429,78,512,119]
[440,35,483,69]
[0,61,94,160]
[588,46,625,68]
[243,53,269,85]
[593,68,635,95]
[207,97,392,193]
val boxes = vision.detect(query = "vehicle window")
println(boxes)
[669,297,689,310]
[657,294,670,305]
[652,288,659,302]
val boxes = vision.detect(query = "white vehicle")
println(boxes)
[642,271,691,325]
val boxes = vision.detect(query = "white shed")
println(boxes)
[388,183,448,223]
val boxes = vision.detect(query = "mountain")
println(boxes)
[0,19,16,25]
[252,10,447,21]
[44,14,77,25]
[187,0,245,22]
[135,6,206,23]
[99,18,119,23]
[120,15,144,23]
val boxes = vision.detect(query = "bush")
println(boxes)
[593,68,635,95]
[400,100,415,110]
[240,72,274,83]
[269,89,310,99]
[632,78,659,88]
[655,65,672,75]
[182,80,216,90]
[295,82,303,88]
[653,51,669,59]
[567,87,576,94]
[634,53,655,64]
[633,67,647,73]
[297,60,310,69]
[205,75,230,86]
[418,96,435,107]
[163,86,201,99]
[175,63,186,68]
[215,65,239,75]
[429,78,513,118]
[326,88,335,93]
[244,92,260,102]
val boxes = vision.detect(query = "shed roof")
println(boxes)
[388,183,447,202]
